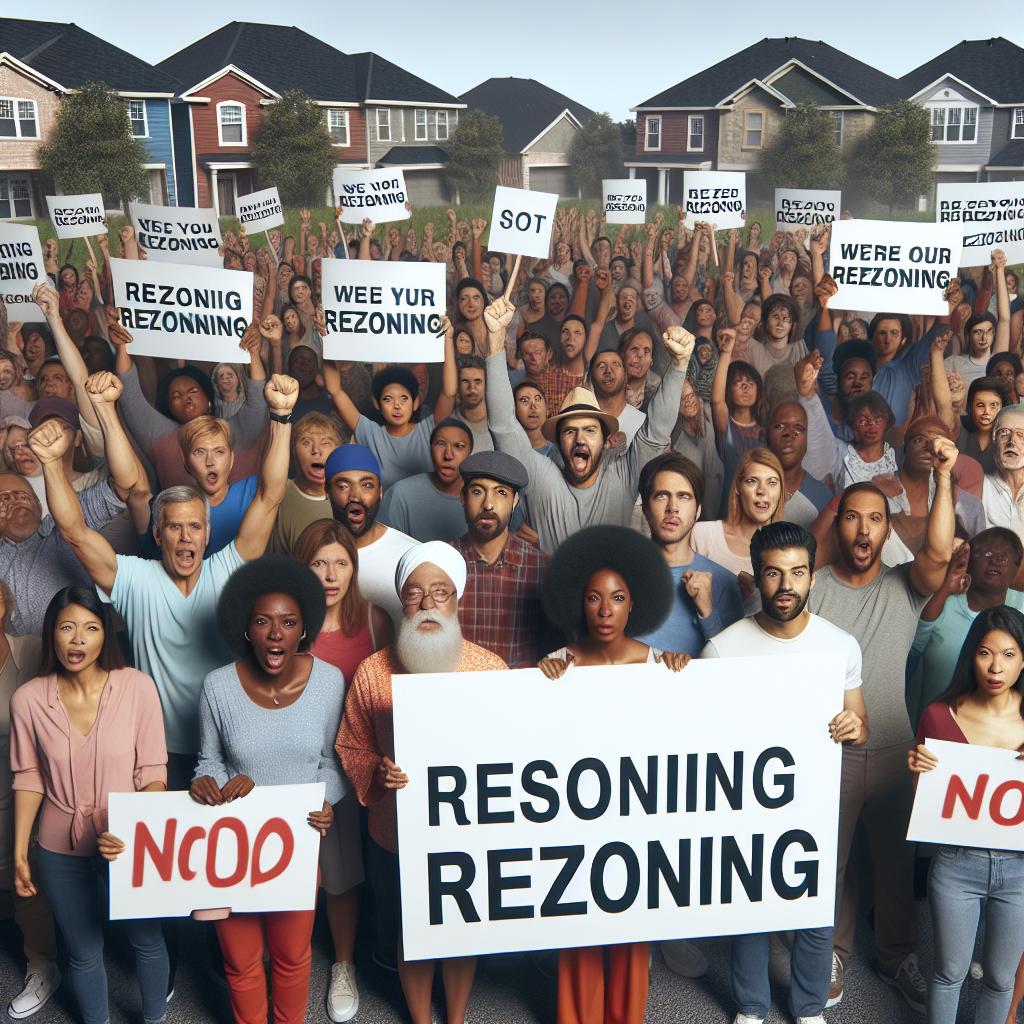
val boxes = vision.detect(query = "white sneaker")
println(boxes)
[734,1014,765,1024]
[8,963,61,1019]
[327,960,359,1023]
[970,960,984,980]
[661,939,708,978]
[796,1017,826,1024]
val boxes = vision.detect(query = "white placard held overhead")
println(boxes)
[394,655,844,961]
[235,186,285,234]
[321,259,446,362]
[602,179,647,224]
[110,257,253,363]
[333,168,411,224]
[486,186,558,258]
[129,202,223,267]
[108,784,325,919]
[682,171,746,229]
[0,223,46,320]
[828,219,962,316]
[936,181,1024,266]
[774,189,841,229]
[46,193,105,239]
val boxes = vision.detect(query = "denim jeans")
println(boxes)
[928,845,1024,1024]
[731,926,833,1019]
[36,848,168,1024]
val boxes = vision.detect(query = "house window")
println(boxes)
[688,115,704,151]
[414,109,427,141]
[645,115,661,151]
[127,99,147,137]
[328,108,350,146]
[377,108,391,142]
[0,97,37,139]
[744,111,764,148]
[1014,109,1024,140]
[833,111,844,146]
[930,104,978,143]
[435,110,448,141]
[0,176,32,219]
[217,102,245,145]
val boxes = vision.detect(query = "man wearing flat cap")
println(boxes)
[451,450,548,667]
[336,541,506,1024]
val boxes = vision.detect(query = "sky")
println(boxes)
[27,1,1024,120]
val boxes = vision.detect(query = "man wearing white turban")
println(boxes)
[335,541,506,1024]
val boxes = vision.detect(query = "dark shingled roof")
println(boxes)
[0,17,180,93]
[988,139,1024,169]
[157,21,460,105]
[901,38,1024,104]
[634,37,900,110]
[459,77,594,153]
[378,146,449,165]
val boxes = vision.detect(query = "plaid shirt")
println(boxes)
[451,533,549,668]
[529,366,584,413]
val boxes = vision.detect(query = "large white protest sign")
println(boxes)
[0,224,46,320]
[907,738,1024,851]
[321,259,445,362]
[46,193,105,239]
[235,186,284,234]
[936,181,1024,266]
[334,168,411,224]
[129,201,223,267]
[394,655,843,961]
[828,219,962,316]
[108,784,324,919]
[110,257,253,362]
[775,189,841,229]
[486,186,558,259]
[602,179,647,225]
[682,171,746,229]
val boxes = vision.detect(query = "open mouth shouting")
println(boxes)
[263,646,287,672]
[307,460,326,484]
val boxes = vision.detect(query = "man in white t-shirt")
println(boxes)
[702,521,868,1024]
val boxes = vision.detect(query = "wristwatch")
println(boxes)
[268,411,293,424]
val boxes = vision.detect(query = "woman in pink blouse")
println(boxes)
[10,586,169,1024]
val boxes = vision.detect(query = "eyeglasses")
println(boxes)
[400,585,456,607]
[995,427,1024,444]
[853,414,886,427]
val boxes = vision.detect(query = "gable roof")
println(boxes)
[158,21,461,106]
[459,77,594,153]
[0,17,180,94]
[634,37,900,111]
[901,38,1024,105]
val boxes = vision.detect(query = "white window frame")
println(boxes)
[435,110,449,141]
[376,107,391,142]
[414,108,428,141]
[216,101,246,146]
[832,111,844,146]
[327,108,350,147]
[687,114,704,152]
[645,114,661,152]
[929,103,978,144]
[744,110,764,149]
[127,99,148,138]
[0,97,38,139]
[0,175,33,219]
[1013,108,1024,140]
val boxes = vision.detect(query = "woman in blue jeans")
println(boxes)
[909,605,1024,1024]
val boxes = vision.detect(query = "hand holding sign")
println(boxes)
[907,744,939,773]
[380,756,408,790]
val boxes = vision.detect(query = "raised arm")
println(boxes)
[432,321,458,422]
[710,328,734,446]
[993,249,1011,354]
[585,273,617,362]
[322,360,362,433]
[721,269,743,326]
[358,219,374,262]
[910,437,957,596]
[84,372,145,500]
[929,328,956,434]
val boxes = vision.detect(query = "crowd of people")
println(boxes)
[0,200,1021,1024]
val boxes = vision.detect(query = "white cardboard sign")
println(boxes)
[110,257,253,362]
[0,223,46,320]
[46,193,105,239]
[907,738,1024,851]
[334,168,410,224]
[108,784,325,919]
[486,186,558,258]
[828,219,962,316]
[602,179,647,224]
[321,259,445,362]
[936,181,1024,267]
[129,201,223,267]
[682,171,746,229]
[775,189,841,229]
[235,186,284,234]
[394,655,843,961]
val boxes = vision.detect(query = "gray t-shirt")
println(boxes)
[808,563,928,748]
[379,473,466,543]
[354,415,435,490]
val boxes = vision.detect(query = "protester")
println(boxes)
[982,404,1024,539]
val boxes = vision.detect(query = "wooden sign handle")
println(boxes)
[504,254,522,304]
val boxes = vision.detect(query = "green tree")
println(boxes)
[846,100,935,215]
[39,81,148,206]
[252,89,335,207]
[759,103,844,191]
[569,113,623,198]
[446,111,504,202]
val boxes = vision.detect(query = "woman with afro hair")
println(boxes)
[191,554,348,1024]
[538,525,690,1024]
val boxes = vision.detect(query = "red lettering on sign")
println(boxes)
[251,818,295,885]
[941,773,988,820]
[177,825,204,881]
[990,780,1024,826]
[206,818,248,888]
[132,820,177,887]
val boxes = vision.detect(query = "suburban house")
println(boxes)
[459,77,593,194]
[0,17,181,219]
[901,37,1024,186]
[629,37,900,205]
[157,21,465,214]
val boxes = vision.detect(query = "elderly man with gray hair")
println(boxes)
[982,403,1024,543]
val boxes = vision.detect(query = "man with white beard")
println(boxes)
[335,541,506,1022]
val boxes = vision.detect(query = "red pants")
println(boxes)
[215,909,315,1024]
[557,942,649,1024]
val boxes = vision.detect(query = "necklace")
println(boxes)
[272,694,281,706]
